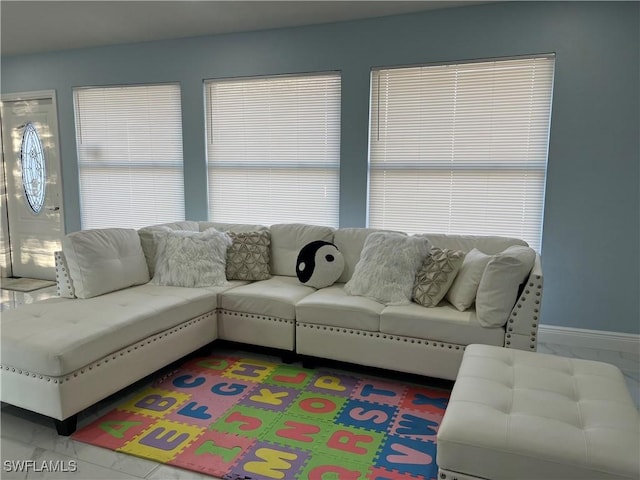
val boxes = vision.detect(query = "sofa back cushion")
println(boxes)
[62,228,150,299]
[138,221,200,276]
[475,245,536,327]
[335,229,529,284]
[198,222,268,233]
[423,234,528,255]
[270,223,335,276]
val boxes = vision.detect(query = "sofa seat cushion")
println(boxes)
[380,302,504,347]
[295,284,384,331]
[0,283,243,378]
[220,276,315,320]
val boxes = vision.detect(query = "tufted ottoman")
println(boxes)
[437,344,639,480]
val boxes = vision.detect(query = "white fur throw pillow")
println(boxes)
[151,228,232,287]
[345,232,431,305]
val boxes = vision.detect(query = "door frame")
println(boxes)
[1,136,11,277]
[0,89,66,278]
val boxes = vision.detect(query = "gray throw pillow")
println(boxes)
[413,248,465,307]
[226,230,271,281]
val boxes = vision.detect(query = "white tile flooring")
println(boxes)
[0,285,59,312]
[1,286,638,479]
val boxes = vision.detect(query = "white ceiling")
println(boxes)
[1,1,490,56]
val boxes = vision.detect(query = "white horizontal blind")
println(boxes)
[369,56,554,251]
[205,73,341,226]
[74,84,185,229]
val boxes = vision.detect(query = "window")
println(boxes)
[74,83,185,229]
[369,56,554,251]
[20,122,46,214]
[205,72,341,226]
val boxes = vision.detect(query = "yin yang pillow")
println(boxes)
[296,241,345,289]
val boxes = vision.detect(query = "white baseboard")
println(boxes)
[538,325,639,354]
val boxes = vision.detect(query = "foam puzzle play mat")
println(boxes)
[73,353,451,479]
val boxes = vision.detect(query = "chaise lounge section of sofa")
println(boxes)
[0,221,542,435]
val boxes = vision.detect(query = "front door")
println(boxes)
[1,91,65,280]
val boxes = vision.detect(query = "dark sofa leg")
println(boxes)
[281,351,297,364]
[55,415,78,436]
[302,357,317,370]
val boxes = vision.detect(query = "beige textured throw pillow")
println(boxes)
[413,248,465,307]
[445,248,492,311]
[226,230,271,281]
[476,245,536,327]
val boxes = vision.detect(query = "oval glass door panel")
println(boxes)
[20,122,47,214]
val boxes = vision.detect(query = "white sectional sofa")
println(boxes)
[0,221,543,435]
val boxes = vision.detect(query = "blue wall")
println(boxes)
[2,1,638,334]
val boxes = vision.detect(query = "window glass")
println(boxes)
[205,73,341,226]
[74,83,185,229]
[369,56,555,251]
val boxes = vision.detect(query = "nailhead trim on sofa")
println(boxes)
[220,310,295,324]
[217,309,296,351]
[296,322,465,352]
[505,259,543,351]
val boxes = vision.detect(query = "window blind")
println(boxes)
[74,83,185,229]
[369,56,554,251]
[205,72,341,226]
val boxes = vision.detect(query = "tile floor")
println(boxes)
[1,286,638,479]
[0,285,59,312]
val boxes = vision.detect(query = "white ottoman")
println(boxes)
[437,344,640,480]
